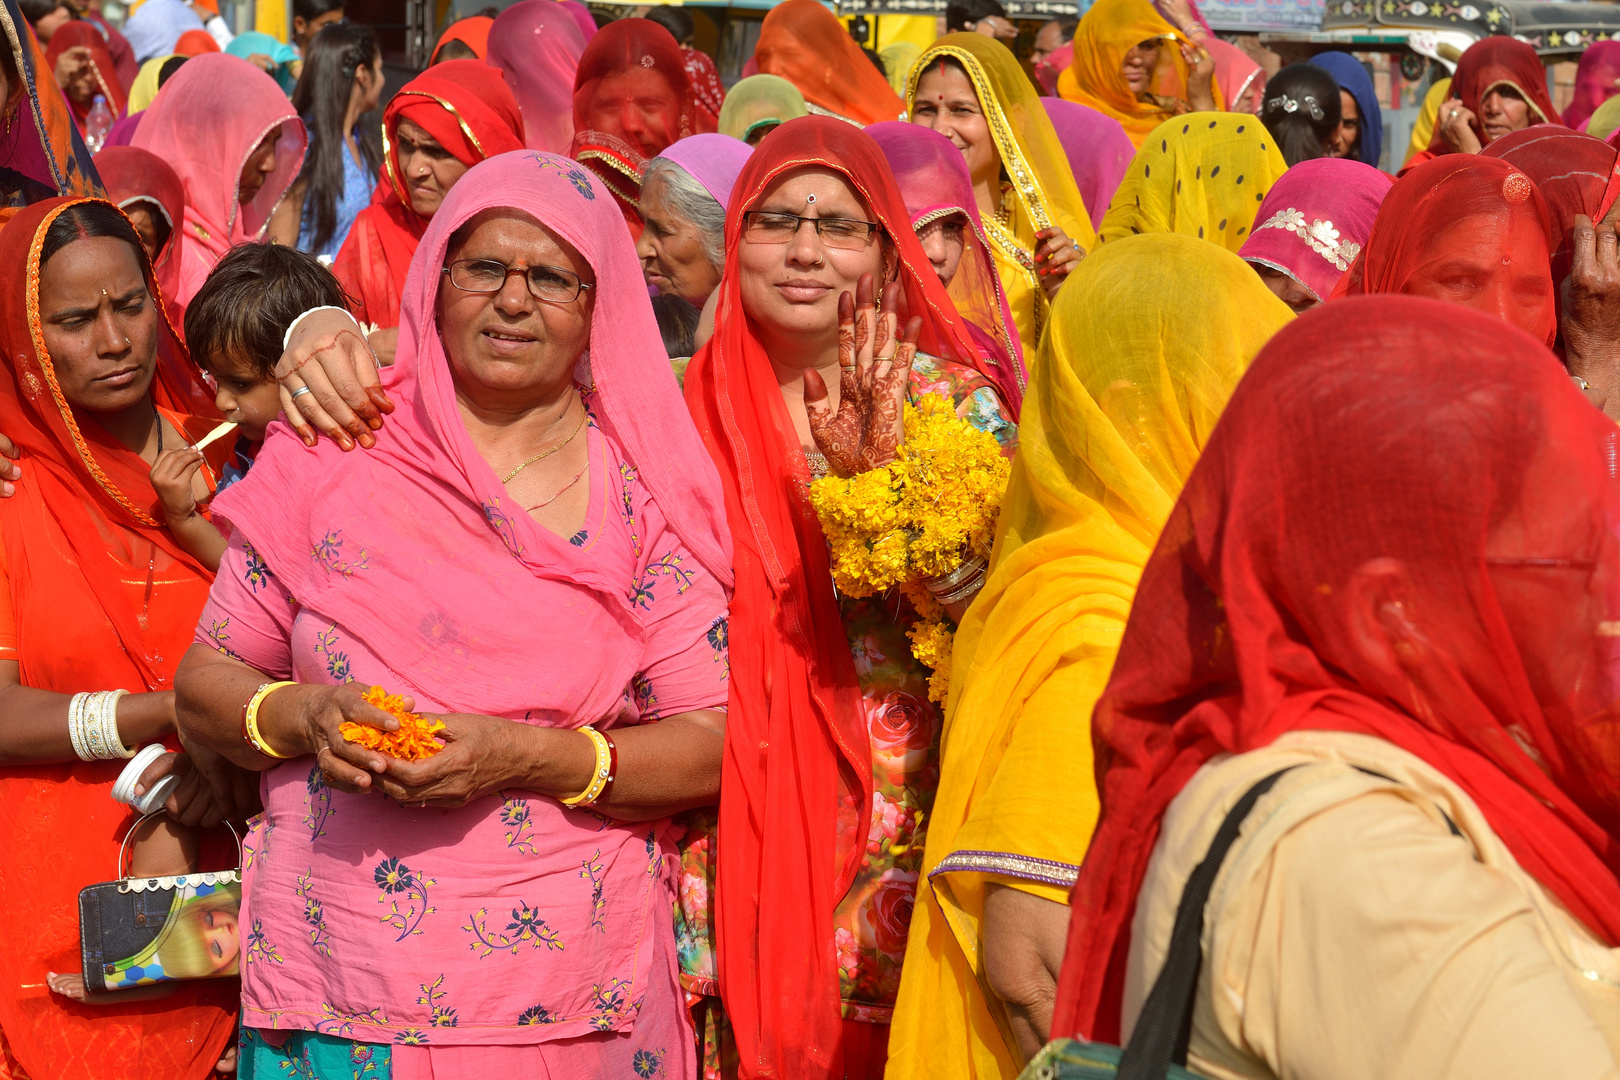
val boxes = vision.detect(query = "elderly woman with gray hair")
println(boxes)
[637,133,753,309]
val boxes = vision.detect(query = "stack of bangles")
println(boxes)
[68,689,134,761]
[561,726,618,808]
[927,553,989,606]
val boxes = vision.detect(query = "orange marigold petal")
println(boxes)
[341,686,446,761]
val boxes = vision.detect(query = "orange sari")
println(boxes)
[0,198,233,1080]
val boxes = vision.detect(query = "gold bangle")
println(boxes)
[561,726,613,807]
[243,680,298,759]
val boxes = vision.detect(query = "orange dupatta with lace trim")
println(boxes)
[0,197,233,1080]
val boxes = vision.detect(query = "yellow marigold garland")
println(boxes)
[340,686,447,761]
[809,394,1010,703]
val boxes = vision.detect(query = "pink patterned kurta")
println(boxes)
[198,408,728,1077]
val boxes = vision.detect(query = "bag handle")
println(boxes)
[115,810,244,881]
[1116,766,1295,1080]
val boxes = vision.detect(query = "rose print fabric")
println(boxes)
[197,402,726,1076]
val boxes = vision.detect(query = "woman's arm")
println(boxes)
[0,660,174,764]
[982,883,1072,1063]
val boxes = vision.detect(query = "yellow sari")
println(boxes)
[127,54,176,113]
[906,34,1096,355]
[1098,111,1287,251]
[1404,76,1452,167]
[1058,0,1192,148]
[884,233,1293,1080]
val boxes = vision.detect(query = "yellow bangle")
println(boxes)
[560,726,613,807]
[243,680,298,759]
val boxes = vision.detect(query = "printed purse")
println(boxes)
[77,812,243,993]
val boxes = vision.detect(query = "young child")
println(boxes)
[150,243,349,571]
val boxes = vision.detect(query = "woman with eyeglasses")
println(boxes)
[172,149,732,1077]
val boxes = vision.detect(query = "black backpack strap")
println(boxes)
[1116,767,1296,1080]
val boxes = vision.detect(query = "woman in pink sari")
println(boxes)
[173,149,732,1076]
[130,53,305,306]
[867,120,1026,413]
[487,0,588,156]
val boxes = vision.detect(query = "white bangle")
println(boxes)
[68,692,90,761]
[282,305,365,352]
[70,689,133,761]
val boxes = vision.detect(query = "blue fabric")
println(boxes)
[121,0,205,63]
[227,32,301,94]
[1310,51,1383,170]
[241,1028,392,1079]
[214,435,258,495]
[296,131,376,258]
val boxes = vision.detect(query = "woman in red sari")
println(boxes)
[328,59,523,356]
[1408,37,1555,167]
[0,196,245,1080]
[1333,154,1557,347]
[42,20,126,137]
[570,19,708,234]
[94,146,187,333]
[683,115,1015,1080]
[1048,296,1620,1073]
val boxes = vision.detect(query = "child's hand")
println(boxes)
[150,448,206,526]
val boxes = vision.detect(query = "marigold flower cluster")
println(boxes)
[810,394,1010,703]
[340,686,446,761]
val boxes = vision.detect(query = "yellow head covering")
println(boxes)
[906,33,1098,354]
[881,40,921,96]
[1058,0,1191,148]
[885,232,1293,1080]
[1099,111,1287,251]
[127,54,176,114]
[1404,76,1452,167]
[1590,91,1620,141]
[717,73,809,143]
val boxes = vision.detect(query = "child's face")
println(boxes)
[200,908,239,972]
[208,351,280,442]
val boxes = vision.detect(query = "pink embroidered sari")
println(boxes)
[201,150,733,1075]
[487,0,588,155]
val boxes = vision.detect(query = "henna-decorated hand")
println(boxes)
[803,274,923,476]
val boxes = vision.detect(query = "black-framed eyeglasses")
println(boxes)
[742,211,883,252]
[442,259,594,304]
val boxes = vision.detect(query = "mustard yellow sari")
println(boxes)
[1099,111,1287,251]
[906,34,1096,355]
[885,233,1293,1080]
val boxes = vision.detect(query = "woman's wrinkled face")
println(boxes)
[911,65,1000,192]
[1329,88,1360,157]
[394,117,469,219]
[199,908,240,971]
[737,166,887,359]
[238,125,280,204]
[1122,38,1162,95]
[637,172,722,306]
[915,213,967,287]
[436,208,596,405]
[1252,263,1318,313]
[1401,211,1553,338]
[39,236,159,414]
[582,69,682,158]
[1480,83,1533,143]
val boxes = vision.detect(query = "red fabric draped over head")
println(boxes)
[1333,154,1557,347]
[755,0,904,126]
[1427,36,1556,155]
[44,20,128,128]
[683,115,992,1079]
[1564,40,1620,130]
[0,196,232,1080]
[569,18,707,231]
[1482,125,1620,292]
[329,59,524,329]
[94,145,187,329]
[1050,294,1620,1044]
[429,14,492,62]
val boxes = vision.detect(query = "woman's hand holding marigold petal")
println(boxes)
[804,274,922,475]
[283,683,402,794]
[374,713,542,808]
[275,309,393,450]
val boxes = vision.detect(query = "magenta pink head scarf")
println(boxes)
[486,0,589,154]
[212,149,732,716]
[865,120,1025,409]
[1566,41,1620,130]
[557,0,598,42]
[131,53,305,306]
[1206,37,1265,112]
[1041,98,1135,230]
[655,132,752,206]
[1239,155,1393,302]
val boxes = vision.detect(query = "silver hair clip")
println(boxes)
[1266,93,1325,122]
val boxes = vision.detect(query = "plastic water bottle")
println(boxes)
[85,95,113,154]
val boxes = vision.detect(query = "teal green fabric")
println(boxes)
[241,1028,392,1079]
[225,32,300,94]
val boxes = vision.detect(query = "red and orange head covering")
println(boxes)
[44,20,127,124]
[754,0,905,127]
[383,58,525,214]
[429,15,492,62]
[1429,36,1557,155]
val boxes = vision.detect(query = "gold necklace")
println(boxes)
[501,405,588,485]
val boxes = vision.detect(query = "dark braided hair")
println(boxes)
[289,22,382,252]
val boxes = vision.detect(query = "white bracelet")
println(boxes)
[68,692,91,761]
[69,689,133,761]
[101,689,132,758]
[282,305,366,352]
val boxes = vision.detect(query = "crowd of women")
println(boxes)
[0,0,1618,1074]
